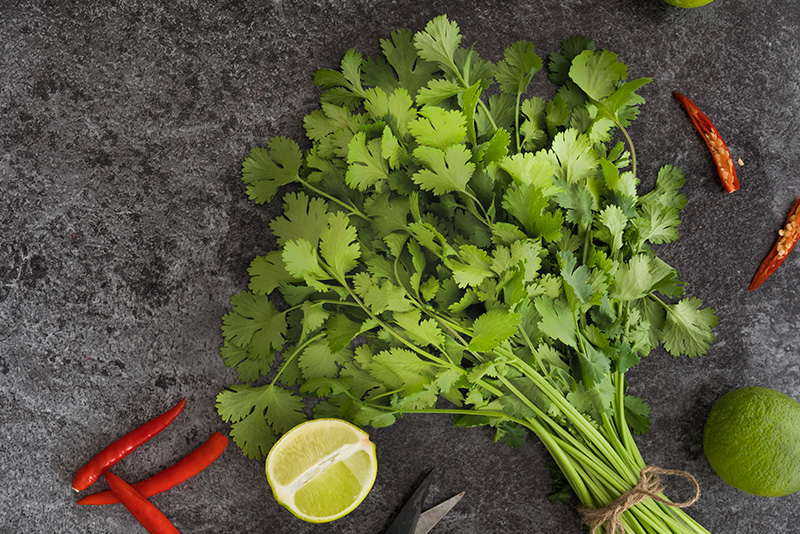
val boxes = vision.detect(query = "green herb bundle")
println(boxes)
[216,15,717,533]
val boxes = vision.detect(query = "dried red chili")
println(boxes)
[673,91,739,193]
[78,432,229,505]
[105,472,181,534]
[72,398,186,492]
[750,194,800,290]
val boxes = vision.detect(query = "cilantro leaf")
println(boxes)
[594,204,628,253]
[610,255,654,301]
[567,378,613,421]
[408,106,467,149]
[625,395,651,435]
[500,151,557,190]
[600,158,637,198]
[300,301,329,342]
[416,78,464,106]
[475,128,511,169]
[413,15,463,78]
[346,130,390,191]
[554,180,595,228]
[352,272,414,314]
[394,309,446,348]
[228,407,277,459]
[219,342,274,383]
[502,182,564,242]
[222,292,287,356]
[241,137,303,204]
[299,339,351,380]
[639,164,687,210]
[270,192,329,247]
[495,41,543,96]
[362,28,439,99]
[660,297,718,357]
[411,144,475,195]
[248,251,294,295]
[326,312,364,353]
[450,244,494,288]
[569,49,628,102]
[559,251,595,309]
[314,48,367,106]
[600,78,651,126]
[216,384,306,459]
[319,211,361,279]
[469,309,521,351]
[635,201,681,245]
[535,295,577,349]
[549,35,596,85]
[369,347,436,392]
[549,129,599,185]
[282,239,328,286]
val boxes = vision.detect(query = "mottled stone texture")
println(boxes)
[1,0,799,532]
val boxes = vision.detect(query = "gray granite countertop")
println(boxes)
[2,0,800,532]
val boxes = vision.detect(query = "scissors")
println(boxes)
[384,468,465,534]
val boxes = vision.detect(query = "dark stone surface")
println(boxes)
[2,0,799,532]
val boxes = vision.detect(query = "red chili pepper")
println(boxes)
[72,398,186,492]
[78,432,229,505]
[105,472,181,534]
[673,91,739,193]
[750,194,800,290]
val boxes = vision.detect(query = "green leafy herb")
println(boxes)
[217,15,717,534]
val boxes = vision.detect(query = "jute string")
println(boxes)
[578,466,701,534]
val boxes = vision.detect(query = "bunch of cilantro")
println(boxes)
[216,15,716,534]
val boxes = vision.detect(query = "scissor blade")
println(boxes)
[384,468,436,534]
[414,492,465,534]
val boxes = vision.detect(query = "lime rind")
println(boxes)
[662,0,715,7]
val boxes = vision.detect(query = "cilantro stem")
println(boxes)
[458,192,492,228]
[501,349,638,486]
[600,411,640,476]
[366,388,403,403]
[441,54,499,133]
[529,419,594,505]
[616,121,638,181]
[514,92,522,153]
[613,370,644,467]
[269,332,326,387]
[382,403,629,507]
[414,303,482,360]
[338,280,449,368]
[388,406,524,424]
[581,226,592,266]
[516,326,547,377]
[477,100,499,132]
[331,267,506,399]
[497,375,628,492]
[297,176,370,221]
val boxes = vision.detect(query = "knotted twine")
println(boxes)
[578,466,701,534]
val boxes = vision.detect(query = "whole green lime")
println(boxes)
[662,0,715,7]
[703,386,800,497]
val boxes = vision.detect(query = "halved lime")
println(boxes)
[266,418,378,522]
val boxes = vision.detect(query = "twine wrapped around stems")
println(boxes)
[578,466,701,534]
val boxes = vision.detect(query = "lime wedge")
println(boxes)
[266,418,378,522]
